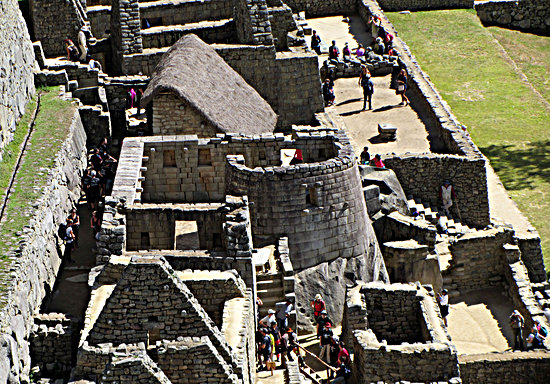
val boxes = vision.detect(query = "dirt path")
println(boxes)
[308,15,430,156]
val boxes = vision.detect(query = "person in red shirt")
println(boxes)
[373,154,385,168]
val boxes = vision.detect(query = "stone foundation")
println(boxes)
[475,0,550,36]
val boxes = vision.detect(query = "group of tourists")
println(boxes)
[64,26,92,63]
[255,294,352,382]
[359,147,385,168]
[510,310,548,351]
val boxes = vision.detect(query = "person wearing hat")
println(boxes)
[260,309,277,328]
[319,322,334,364]
[317,310,332,336]
[437,289,449,326]
[509,310,525,350]
[439,180,457,217]
[311,294,326,322]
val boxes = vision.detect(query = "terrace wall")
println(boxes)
[0,109,87,384]
[475,0,550,36]
[0,0,35,160]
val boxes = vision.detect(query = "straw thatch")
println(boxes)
[142,34,277,135]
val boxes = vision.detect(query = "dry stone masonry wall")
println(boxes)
[31,0,87,56]
[475,0,550,35]
[377,0,473,11]
[0,0,35,160]
[0,107,87,384]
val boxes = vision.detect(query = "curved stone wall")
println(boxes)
[226,129,384,272]
[0,0,35,160]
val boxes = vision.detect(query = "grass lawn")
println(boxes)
[0,87,75,299]
[387,9,550,268]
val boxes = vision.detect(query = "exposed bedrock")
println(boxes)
[295,251,387,332]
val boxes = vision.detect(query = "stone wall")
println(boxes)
[269,5,296,50]
[0,0,35,160]
[0,108,87,384]
[29,313,78,378]
[516,233,546,283]
[30,0,87,57]
[377,0,473,11]
[110,0,143,74]
[151,93,219,137]
[140,0,235,26]
[235,0,274,45]
[475,0,550,36]
[384,154,490,228]
[101,351,172,383]
[225,128,381,271]
[141,20,237,49]
[444,227,512,293]
[138,133,335,203]
[373,211,437,247]
[156,338,238,384]
[283,0,356,16]
[459,351,550,384]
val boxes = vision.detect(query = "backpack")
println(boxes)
[58,223,68,240]
[540,326,548,338]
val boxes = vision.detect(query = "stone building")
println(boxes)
[142,34,277,137]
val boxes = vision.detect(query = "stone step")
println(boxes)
[256,272,282,282]
[256,279,282,289]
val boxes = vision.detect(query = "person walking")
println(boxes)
[437,289,450,326]
[64,218,76,263]
[69,208,80,248]
[359,66,374,110]
[439,180,457,217]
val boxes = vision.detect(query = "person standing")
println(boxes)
[328,41,340,61]
[311,30,322,55]
[311,294,326,323]
[69,208,80,248]
[359,66,374,111]
[439,180,457,217]
[437,289,450,326]
[322,78,335,106]
[78,26,89,62]
[509,310,525,350]
[277,298,293,331]
[319,323,334,364]
[64,218,76,263]
[396,68,410,106]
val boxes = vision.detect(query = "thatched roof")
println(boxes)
[142,34,277,135]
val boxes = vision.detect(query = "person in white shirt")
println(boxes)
[437,289,449,326]
[259,309,276,328]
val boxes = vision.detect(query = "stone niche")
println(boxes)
[343,282,460,383]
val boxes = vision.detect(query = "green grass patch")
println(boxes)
[387,9,550,267]
[0,87,75,296]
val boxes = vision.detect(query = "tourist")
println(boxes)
[258,328,273,371]
[437,289,449,326]
[328,40,340,61]
[88,170,101,211]
[69,208,80,248]
[277,298,293,331]
[355,43,366,59]
[368,15,381,43]
[384,31,394,50]
[342,42,351,61]
[64,218,75,263]
[91,210,101,240]
[509,310,525,350]
[282,327,298,362]
[311,294,326,322]
[439,180,457,217]
[128,88,137,109]
[65,39,80,62]
[329,336,340,369]
[88,59,102,71]
[373,37,385,55]
[319,322,334,364]
[78,26,89,62]
[373,154,385,168]
[317,310,332,337]
[260,308,277,328]
[534,319,548,339]
[359,66,374,110]
[322,78,335,106]
[336,341,350,366]
[311,30,322,55]
[526,326,543,350]
[436,213,448,234]
[90,148,103,171]
[360,146,370,165]
[396,68,410,106]
[270,322,283,362]
[256,296,263,323]
[331,361,352,384]
[289,149,303,165]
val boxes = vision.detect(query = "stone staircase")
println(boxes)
[256,272,286,318]
[299,363,323,384]
[407,196,473,236]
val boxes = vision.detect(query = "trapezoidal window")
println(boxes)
[306,187,319,207]
[163,150,176,167]
[198,148,212,166]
